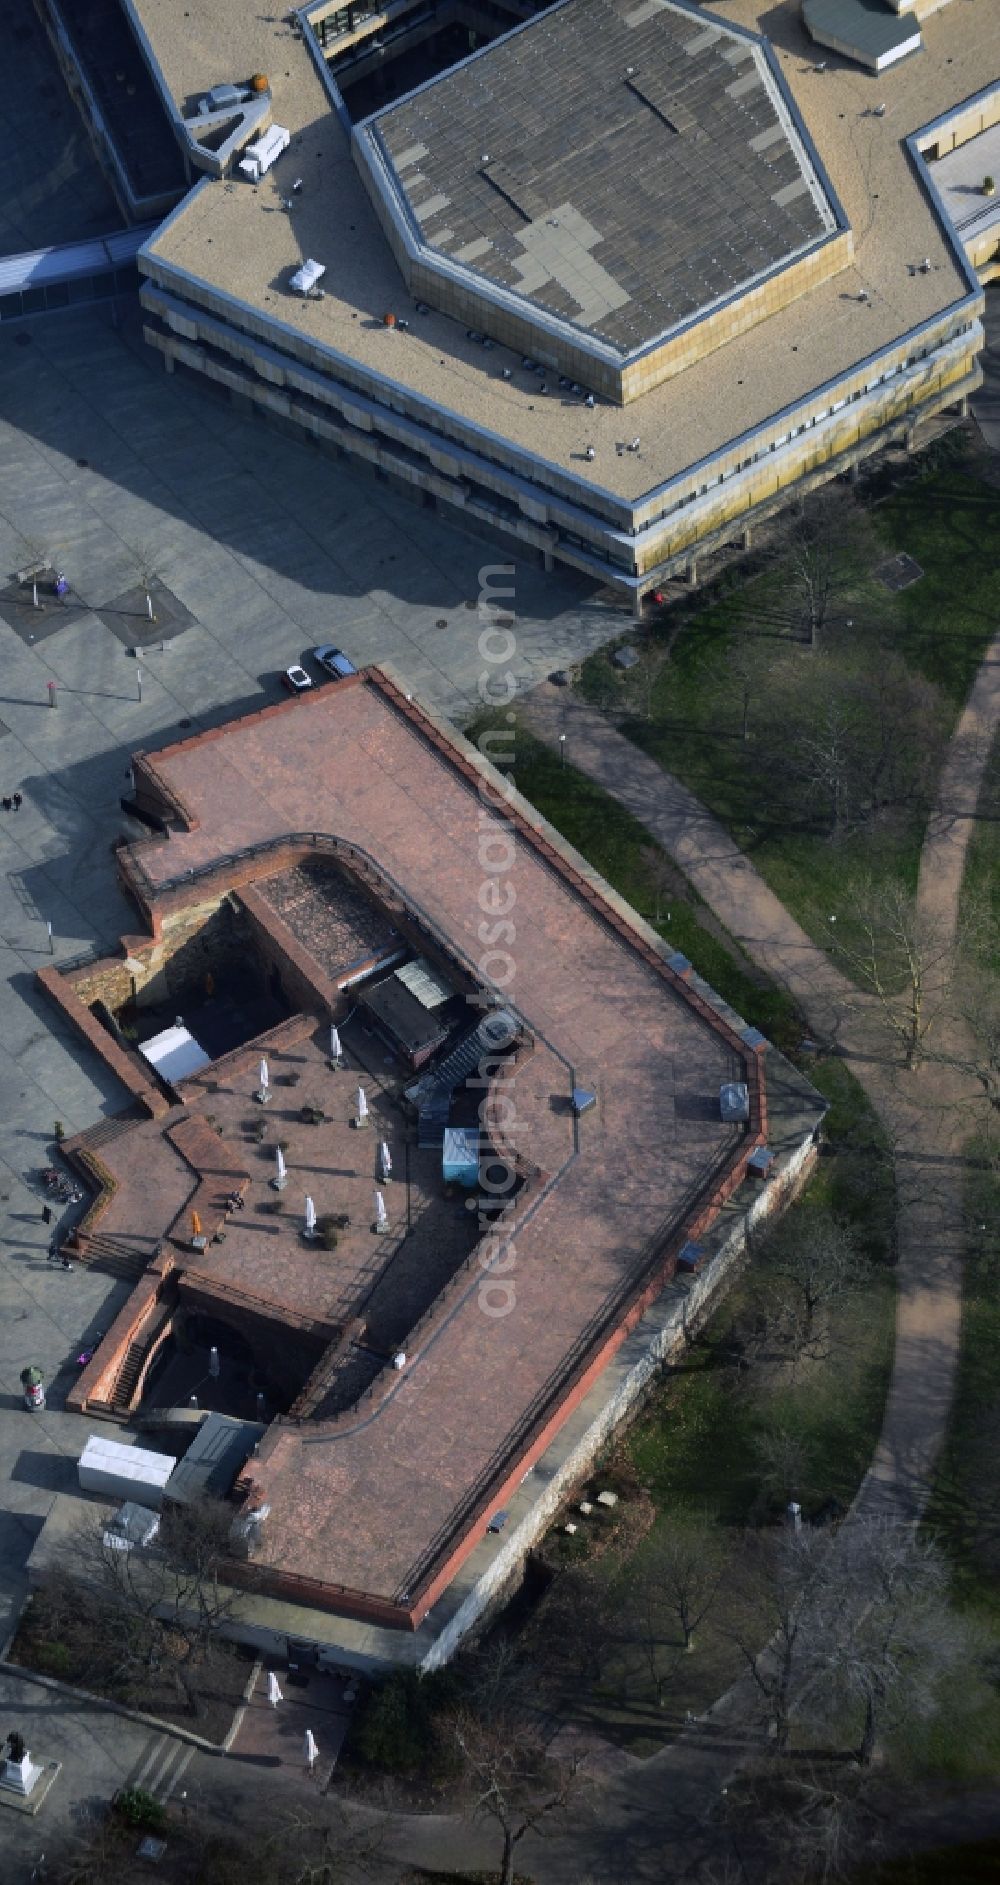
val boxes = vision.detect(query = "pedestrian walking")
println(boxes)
[304,1728,319,1773]
[41,1205,52,1225]
[266,1670,283,1708]
[12,793,22,811]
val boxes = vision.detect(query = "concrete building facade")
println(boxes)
[30,0,997,609]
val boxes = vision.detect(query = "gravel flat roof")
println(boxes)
[370,0,835,356]
[141,0,991,503]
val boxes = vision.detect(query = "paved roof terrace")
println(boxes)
[139,0,992,501]
[85,1021,480,1360]
[109,672,760,1623]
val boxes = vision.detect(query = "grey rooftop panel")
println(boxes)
[368,0,838,359]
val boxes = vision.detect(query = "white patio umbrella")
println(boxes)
[304,1728,319,1771]
[274,1146,287,1190]
[379,1140,392,1182]
[374,1189,389,1234]
[329,1023,342,1062]
[304,1195,317,1238]
[257,1056,270,1103]
[267,1671,283,1708]
[356,1084,369,1126]
[208,1345,220,1379]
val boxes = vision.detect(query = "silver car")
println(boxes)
[312,644,358,681]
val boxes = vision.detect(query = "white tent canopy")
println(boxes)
[138,1022,210,1084]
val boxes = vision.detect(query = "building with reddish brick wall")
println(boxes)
[36,669,825,1668]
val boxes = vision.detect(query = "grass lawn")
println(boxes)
[960,730,1000,979]
[515,1059,895,1755]
[480,717,804,1055]
[576,438,1000,960]
[925,1153,1000,1623]
[857,1843,1000,1885]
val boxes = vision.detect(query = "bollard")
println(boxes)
[47,680,57,708]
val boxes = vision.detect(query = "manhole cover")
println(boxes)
[436,618,448,628]
[875,552,924,593]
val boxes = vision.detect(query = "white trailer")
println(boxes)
[238,123,290,182]
[78,1435,174,1509]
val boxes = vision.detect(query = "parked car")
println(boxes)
[282,664,314,694]
[312,645,358,681]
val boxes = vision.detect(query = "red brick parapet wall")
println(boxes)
[164,1115,251,1248]
[68,1247,177,1414]
[36,965,166,1118]
[176,1012,314,1103]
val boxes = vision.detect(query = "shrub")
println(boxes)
[33,1638,73,1677]
[353,1669,460,1773]
[316,1216,340,1251]
[113,1786,167,1832]
[53,1121,65,1142]
[300,1104,325,1125]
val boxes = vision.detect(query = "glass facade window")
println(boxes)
[0,264,138,324]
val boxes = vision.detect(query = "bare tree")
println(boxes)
[832,878,954,1070]
[815,1521,966,1767]
[779,489,873,651]
[795,693,858,842]
[753,1421,814,1511]
[717,1756,876,1885]
[756,1217,868,1363]
[624,1588,686,1709]
[724,1528,833,1752]
[706,616,776,745]
[653,1520,727,1653]
[128,539,160,622]
[47,1801,384,1885]
[444,1700,580,1885]
[530,1567,618,1690]
[46,1496,258,1717]
[640,843,678,925]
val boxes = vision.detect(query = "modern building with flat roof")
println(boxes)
[35,671,824,1668]
[32,0,998,610]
